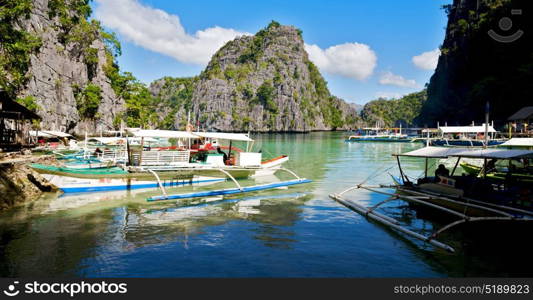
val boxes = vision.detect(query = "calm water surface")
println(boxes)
[0,132,531,277]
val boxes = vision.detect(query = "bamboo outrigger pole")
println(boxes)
[330,182,533,253]
[330,191,456,252]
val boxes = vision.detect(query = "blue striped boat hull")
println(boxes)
[147,179,312,202]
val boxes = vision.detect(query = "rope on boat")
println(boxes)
[359,165,394,186]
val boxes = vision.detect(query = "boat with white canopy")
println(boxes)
[345,127,412,143]
[329,146,533,252]
[499,138,533,149]
[425,124,506,147]
[31,129,296,194]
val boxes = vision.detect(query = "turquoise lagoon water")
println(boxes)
[0,132,531,277]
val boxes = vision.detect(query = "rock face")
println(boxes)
[418,0,533,126]
[0,155,58,211]
[151,22,359,132]
[12,0,123,135]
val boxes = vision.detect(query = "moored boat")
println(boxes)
[40,173,225,193]
[329,146,533,252]
[31,129,294,194]
[345,127,413,143]
[423,124,506,147]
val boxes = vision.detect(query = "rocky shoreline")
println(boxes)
[0,153,58,211]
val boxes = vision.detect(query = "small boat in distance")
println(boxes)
[421,124,506,147]
[345,126,413,143]
[499,138,533,150]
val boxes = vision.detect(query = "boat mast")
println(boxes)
[484,101,489,149]
[246,130,250,152]
[228,140,233,165]
[426,126,430,147]
[483,101,489,177]
[187,111,191,149]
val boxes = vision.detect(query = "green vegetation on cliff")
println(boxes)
[74,83,102,120]
[0,0,42,96]
[150,76,197,129]
[361,90,427,127]
[255,80,278,113]
[2,8,358,132]
[15,95,40,112]
[419,0,533,125]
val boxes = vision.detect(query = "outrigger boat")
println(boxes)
[330,146,533,253]
[422,124,506,147]
[31,129,297,194]
[147,171,311,202]
[345,126,413,143]
[499,138,533,150]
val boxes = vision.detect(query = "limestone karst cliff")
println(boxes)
[150,22,360,132]
[418,0,532,126]
[1,0,124,135]
[2,1,359,133]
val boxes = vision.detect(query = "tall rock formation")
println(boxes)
[1,0,124,135]
[151,22,360,132]
[418,0,532,126]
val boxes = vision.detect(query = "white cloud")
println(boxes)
[95,0,378,81]
[94,0,248,65]
[378,71,419,88]
[375,91,405,100]
[412,49,440,70]
[305,43,377,81]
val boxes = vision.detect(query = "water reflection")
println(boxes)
[0,132,532,277]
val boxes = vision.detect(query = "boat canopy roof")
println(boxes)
[500,138,533,147]
[395,146,533,159]
[193,132,253,142]
[46,130,73,138]
[88,137,125,144]
[30,130,73,138]
[450,148,533,159]
[87,137,158,144]
[438,125,496,133]
[131,130,197,139]
[30,130,55,138]
[128,129,253,142]
[393,146,466,158]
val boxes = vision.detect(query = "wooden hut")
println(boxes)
[508,106,533,137]
[0,91,41,151]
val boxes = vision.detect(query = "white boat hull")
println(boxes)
[43,174,225,193]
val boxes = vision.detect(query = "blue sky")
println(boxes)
[92,0,451,104]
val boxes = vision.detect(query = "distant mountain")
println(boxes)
[350,103,364,114]
[361,90,427,127]
[150,21,360,132]
[417,0,533,126]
